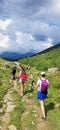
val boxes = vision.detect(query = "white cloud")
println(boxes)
[53,0,60,14]
[0,33,10,49]
[15,31,35,53]
[16,32,34,45]
[0,19,12,30]
[15,31,53,53]
[32,38,53,52]
[44,38,53,48]
[0,0,60,56]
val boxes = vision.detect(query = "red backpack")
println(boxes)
[19,71,28,80]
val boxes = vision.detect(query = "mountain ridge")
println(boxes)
[0,43,60,61]
[0,51,34,61]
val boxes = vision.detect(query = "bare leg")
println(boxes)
[20,82,24,96]
[11,75,14,86]
[40,100,45,118]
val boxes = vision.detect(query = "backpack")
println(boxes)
[19,71,28,80]
[12,66,16,73]
[41,79,49,93]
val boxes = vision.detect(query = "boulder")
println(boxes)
[48,67,59,73]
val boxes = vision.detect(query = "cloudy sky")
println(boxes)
[0,0,60,55]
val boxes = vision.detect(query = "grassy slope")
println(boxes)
[18,44,60,130]
[0,59,11,103]
[0,44,60,130]
[19,44,60,71]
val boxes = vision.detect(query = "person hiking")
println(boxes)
[36,71,49,120]
[19,66,28,96]
[11,65,16,82]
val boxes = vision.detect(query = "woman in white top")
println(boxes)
[36,72,49,120]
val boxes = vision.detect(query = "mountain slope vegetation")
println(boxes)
[0,43,60,130]
[18,43,60,130]
[19,43,60,70]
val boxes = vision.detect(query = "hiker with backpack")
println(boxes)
[19,66,28,96]
[36,72,49,120]
[11,65,16,83]
[37,72,49,120]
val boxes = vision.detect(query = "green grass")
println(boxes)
[19,45,60,70]
[0,61,11,106]
[9,89,25,130]
[21,109,38,130]
[0,44,60,130]
[18,45,60,130]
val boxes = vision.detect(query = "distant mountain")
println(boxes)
[0,43,60,61]
[0,51,34,61]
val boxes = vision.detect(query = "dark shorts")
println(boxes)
[12,70,16,80]
[12,71,16,75]
[37,91,47,100]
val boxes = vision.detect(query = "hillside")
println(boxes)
[18,43,60,70]
[0,44,60,130]
[0,43,60,61]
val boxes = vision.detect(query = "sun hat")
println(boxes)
[40,72,46,76]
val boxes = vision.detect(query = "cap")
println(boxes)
[40,72,46,76]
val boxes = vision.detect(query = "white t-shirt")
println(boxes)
[37,78,49,91]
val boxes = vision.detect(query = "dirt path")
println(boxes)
[0,90,12,130]
[0,80,51,130]
[14,80,51,130]
[21,95,50,130]
[11,80,50,130]
[0,81,16,130]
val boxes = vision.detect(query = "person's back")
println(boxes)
[11,65,16,80]
[12,65,16,73]
[19,66,28,96]
[37,71,49,120]
[19,66,28,82]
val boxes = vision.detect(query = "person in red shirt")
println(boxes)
[19,66,28,96]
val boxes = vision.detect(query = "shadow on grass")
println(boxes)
[46,102,55,116]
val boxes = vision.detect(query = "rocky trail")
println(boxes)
[0,80,52,130]
[0,80,17,130]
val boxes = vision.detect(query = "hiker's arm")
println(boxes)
[32,82,38,88]
[18,71,22,77]
[35,84,38,88]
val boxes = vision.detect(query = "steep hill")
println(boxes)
[19,43,60,70]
